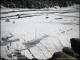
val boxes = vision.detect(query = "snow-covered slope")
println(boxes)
[1,4,79,60]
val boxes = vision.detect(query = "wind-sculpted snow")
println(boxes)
[1,5,79,60]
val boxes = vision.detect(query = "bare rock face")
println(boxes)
[52,52,73,58]
[70,38,80,55]
[62,47,75,57]
[48,52,74,60]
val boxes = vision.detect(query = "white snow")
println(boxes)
[1,4,79,60]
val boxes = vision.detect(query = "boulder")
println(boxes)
[75,53,80,58]
[70,38,80,55]
[48,52,74,60]
[62,47,75,57]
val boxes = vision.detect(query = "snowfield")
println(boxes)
[1,4,79,60]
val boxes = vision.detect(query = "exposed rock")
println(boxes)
[62,47,75,57]
[75,53,80,58]
[48,52,74,60]
[7,54,12,58]
[70,38,80,55]
[16,52,30,60]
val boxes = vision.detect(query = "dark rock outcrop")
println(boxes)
[62,47,75,57]
[48,52,74,60]
[70,38,80,55]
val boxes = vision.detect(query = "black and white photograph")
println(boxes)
[0,0,80,60]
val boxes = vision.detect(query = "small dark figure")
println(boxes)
[45,17,49,19]
[7,45,9,50]
[13,21,15,24]
[10,42,12,46]
[2,37,7,41]
[6,19,10,22]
